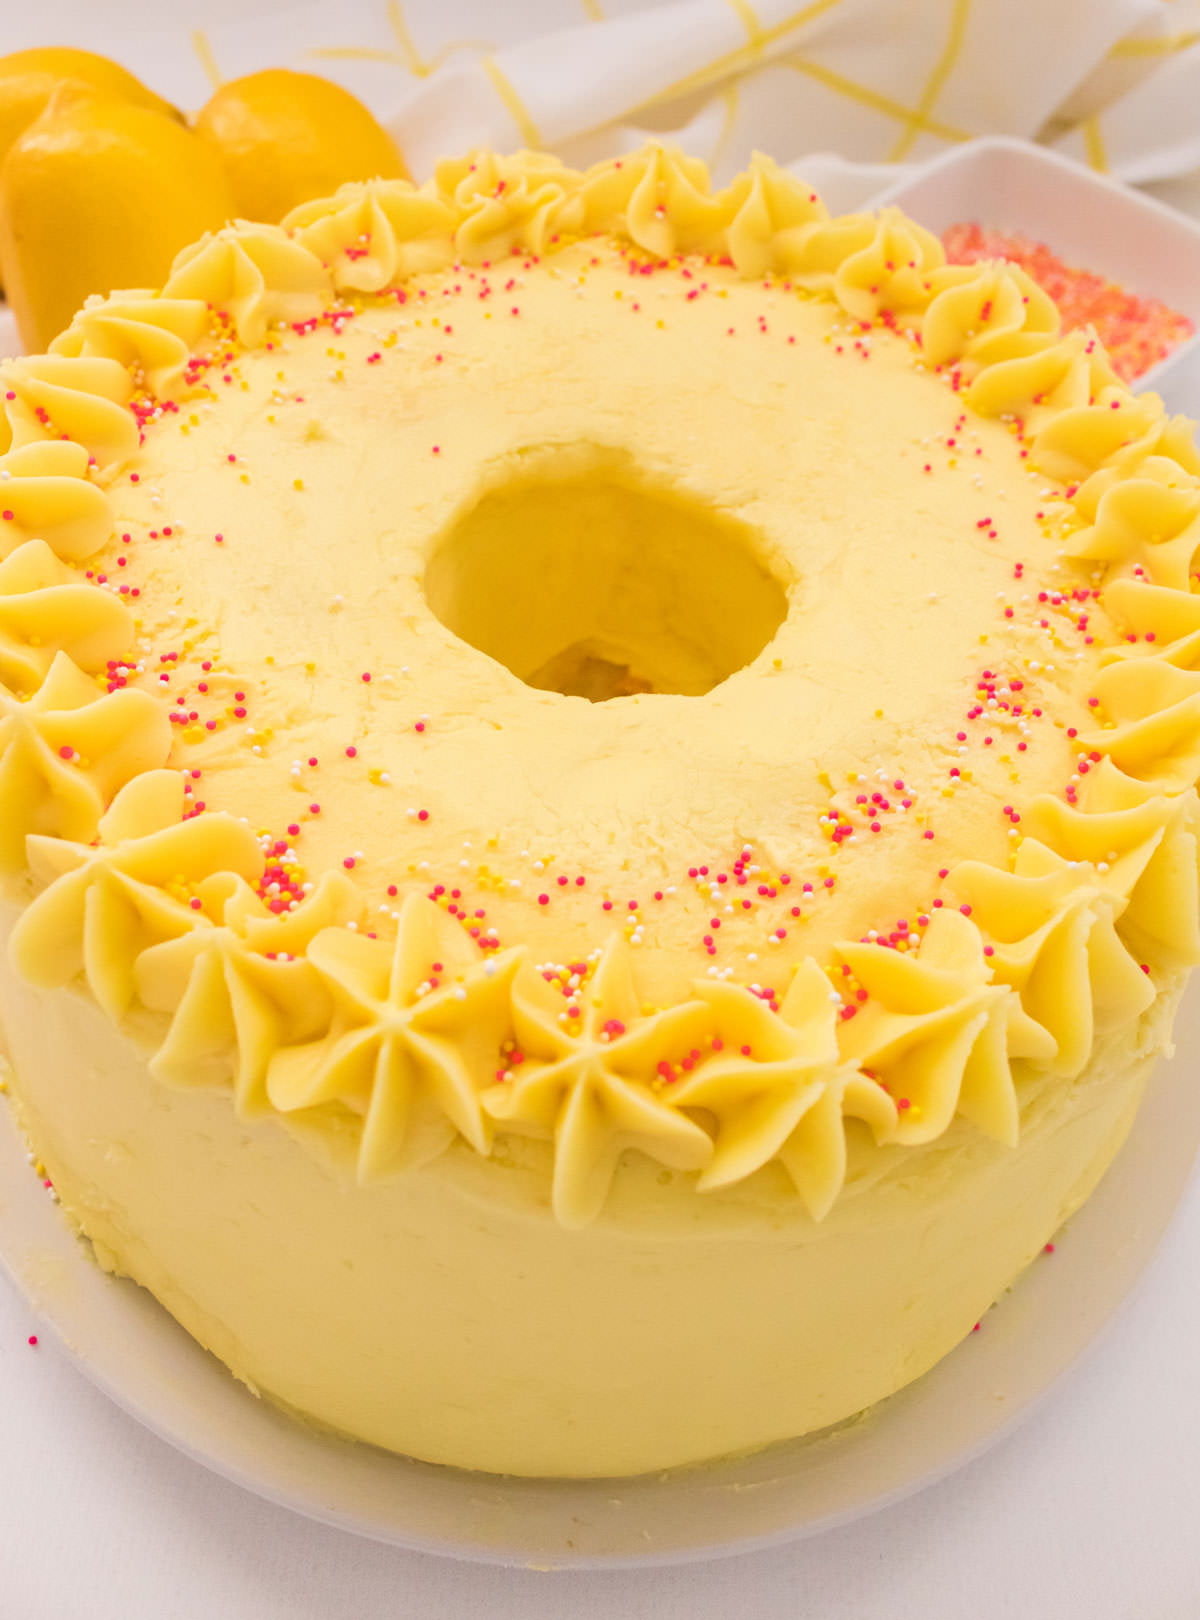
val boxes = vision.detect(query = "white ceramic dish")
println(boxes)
[2,982,1199,1570]
[864,136,1200,414]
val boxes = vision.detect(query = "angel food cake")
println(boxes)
[0,146,1197,1479]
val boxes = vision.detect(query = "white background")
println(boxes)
[3,4,1200,1613]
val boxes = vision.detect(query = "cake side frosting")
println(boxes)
[0,146,1197,1235]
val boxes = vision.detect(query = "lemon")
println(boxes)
[195,68,408,224]
[0,46,177,178]
[0,87,233,351]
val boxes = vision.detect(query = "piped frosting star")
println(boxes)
[1023,758,1200,970]
[0,539,134,694]
[669,959,897,1219]
[480,934,714,1228]
[0,651,170,873]
[836,909,1054,1147]
[9,769,264,1020]
[947,839,1155,1078]
[135,869,363,1116]
[266,892,524,1180]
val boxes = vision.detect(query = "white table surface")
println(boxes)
[5,16,1200,1612]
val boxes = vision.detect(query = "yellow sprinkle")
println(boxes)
[293,478,304,491]
[240,472,250,484]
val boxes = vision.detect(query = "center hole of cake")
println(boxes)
[424,450,788,700]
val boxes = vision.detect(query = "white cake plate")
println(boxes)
[1,982,1199,1570]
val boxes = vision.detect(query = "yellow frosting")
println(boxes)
[1,144,1197,1476]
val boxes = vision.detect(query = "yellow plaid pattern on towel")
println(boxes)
[134,0,1200,193]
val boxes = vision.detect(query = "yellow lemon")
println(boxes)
[0,46,178,176]
[0,87,233,351]
[195,68,408,224]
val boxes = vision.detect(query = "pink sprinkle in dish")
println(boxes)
[943,222,1194,382]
